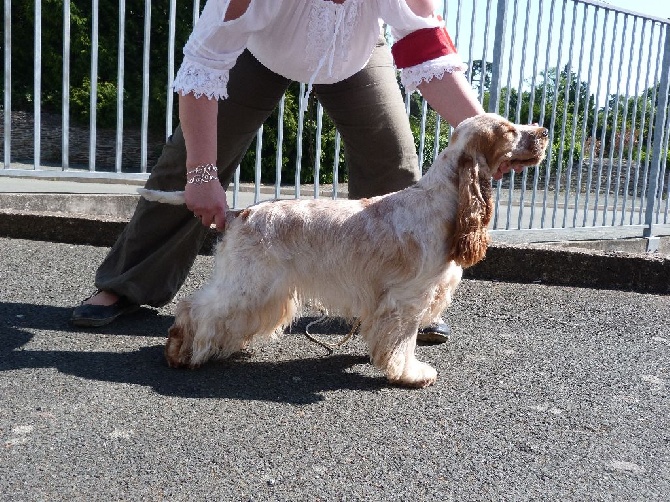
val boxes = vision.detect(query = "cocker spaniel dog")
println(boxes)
[140,113,549,388]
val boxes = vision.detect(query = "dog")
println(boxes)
[139,113,549,388]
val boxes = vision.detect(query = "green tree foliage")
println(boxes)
[4,0,193,132]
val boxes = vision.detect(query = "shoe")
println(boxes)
[417,321,451,344]
[70,295,140,327]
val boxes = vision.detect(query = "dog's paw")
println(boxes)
[390,360,438,389]
[164,343,193,368]
[165,325,195,369]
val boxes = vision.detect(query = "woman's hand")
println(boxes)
[185,181,229,231]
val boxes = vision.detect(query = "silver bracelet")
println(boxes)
[186,163,218,185]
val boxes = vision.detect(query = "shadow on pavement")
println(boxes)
[1,301,385,404]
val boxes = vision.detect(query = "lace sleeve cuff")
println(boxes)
[173,60,231,100]
[400,54,468,93]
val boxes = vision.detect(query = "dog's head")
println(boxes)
[447,113,549,268]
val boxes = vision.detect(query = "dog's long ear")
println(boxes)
[448,152,493,268]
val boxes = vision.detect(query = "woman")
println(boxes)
[72,0,508,342]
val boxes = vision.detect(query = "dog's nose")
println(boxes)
[539,128,549,138]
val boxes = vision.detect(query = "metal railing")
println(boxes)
[2,0,669,243]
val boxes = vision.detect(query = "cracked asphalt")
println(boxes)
[1,237,668,501]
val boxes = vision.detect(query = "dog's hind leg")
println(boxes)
[183,268,299,365]
[209,288,299,361]
[361,310,438,389]
[165,299,197,368]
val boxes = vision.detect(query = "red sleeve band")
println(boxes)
[391,26,458,69]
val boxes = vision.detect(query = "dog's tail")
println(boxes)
[137,188,186,205]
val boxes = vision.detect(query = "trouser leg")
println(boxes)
[313,37,420,199]
[94,50,290,307]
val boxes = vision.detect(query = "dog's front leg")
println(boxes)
[362,314,438,389]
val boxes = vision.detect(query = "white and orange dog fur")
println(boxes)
[139,113,549,388]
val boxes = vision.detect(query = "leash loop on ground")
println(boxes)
[304,315,360,354]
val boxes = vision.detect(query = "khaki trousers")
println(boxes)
[95,39,420,306]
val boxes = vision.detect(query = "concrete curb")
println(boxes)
[466,243,669,294]
[2,202,668,294]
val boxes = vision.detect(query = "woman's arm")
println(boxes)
[180,92,218,170]
[180,93,229,231]
[417,70,485,127]
[174,0,272,230]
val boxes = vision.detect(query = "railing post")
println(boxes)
[488,0,509,113]
[4,0,11,169]
[643,25,670,247]
[34,0,41,170]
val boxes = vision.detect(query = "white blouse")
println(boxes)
[172,0,467,100]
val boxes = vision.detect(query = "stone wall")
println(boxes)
[0,110,164,172]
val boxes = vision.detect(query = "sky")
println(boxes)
[598,0,670,20]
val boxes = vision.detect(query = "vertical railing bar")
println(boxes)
[452,0,463,123]
[115,0,126,173]
[592,11,618,226]
[295,83,306,199]
[572,3,599,227]
[643,24,670,235]
[254,126,263,203]
[434,1,447,169]
[551,0,575,228]
[583,7,607,226]
[631,21,655,224]
[478,0,494,104]
[314,103,323,198]
[140,0,151,172]
[663,114,670,224]
[505,0,540,230]
[489,0,506,226]
[619,16,641,225]
[466,0,477,85]
[454,0,462,46]
[513,0,532,230]
[193,0,201,26]
[166,0,177,142]
[432,113,442,167]
[510,0,533,228]
[62,0,71,171]
[494,0,517,230]
[603,14,629,226]
[3,0,11,169]
[659,110,670,222]
[504,0,519,120]
[527,0,546,229]
[539,0,559,229]
[332,131,341,200]
[562,3,586,228]
[275,95,285,200]
[232,165,240,209]
[638,31,663,223]
[655,88,670,221]
[89,0,99,172]
[418,99,428,170]
[34,0,42,170]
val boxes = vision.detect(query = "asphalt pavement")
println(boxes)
[1,236,668,501]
